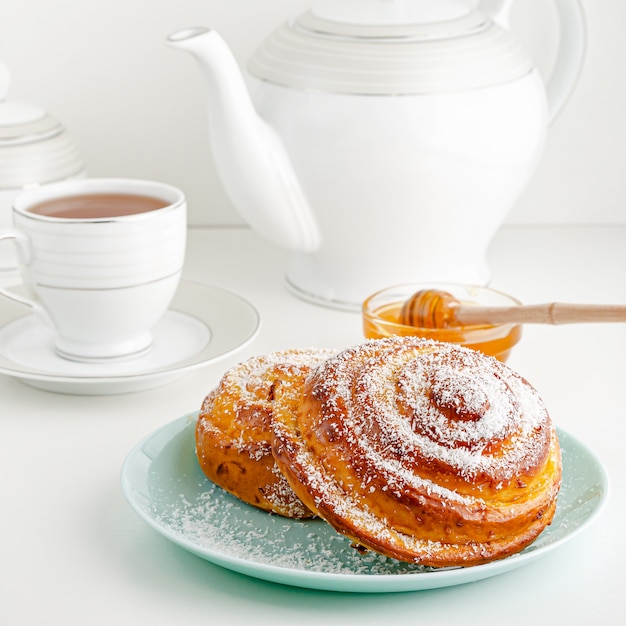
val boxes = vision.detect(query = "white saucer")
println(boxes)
[0,281,260,394]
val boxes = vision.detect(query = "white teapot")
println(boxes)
[168,0,585,309]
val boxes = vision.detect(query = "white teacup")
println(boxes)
[0,178,186,362]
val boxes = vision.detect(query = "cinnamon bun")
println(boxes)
[196,348,336,518]
[271,337,562,566]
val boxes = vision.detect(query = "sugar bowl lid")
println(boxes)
[0,61,85,189]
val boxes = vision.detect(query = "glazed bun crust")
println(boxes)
[196,348,336,518]
[272,337,562,566]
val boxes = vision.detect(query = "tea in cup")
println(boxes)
[0,178,186,362]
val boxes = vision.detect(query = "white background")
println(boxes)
[1,0,624,227]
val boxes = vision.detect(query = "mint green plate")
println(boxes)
[121,413,609,593]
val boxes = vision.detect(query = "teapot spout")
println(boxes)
[167,27,320,252]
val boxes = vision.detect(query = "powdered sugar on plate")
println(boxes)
[156,479,439,576]
[121,413,608,592]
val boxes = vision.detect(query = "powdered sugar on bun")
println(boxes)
[271,337,562,567]
[196,348,337,519]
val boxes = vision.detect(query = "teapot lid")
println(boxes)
[248,0,533,95]
[303,0,478,36]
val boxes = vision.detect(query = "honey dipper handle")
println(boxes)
[455,302,626,326]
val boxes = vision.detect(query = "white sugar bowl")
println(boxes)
[0,60,85,274]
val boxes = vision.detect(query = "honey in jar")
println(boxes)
[362,284,522,363]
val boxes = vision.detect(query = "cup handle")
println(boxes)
[0,230,54,327]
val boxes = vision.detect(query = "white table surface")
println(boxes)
[0,224,622,625]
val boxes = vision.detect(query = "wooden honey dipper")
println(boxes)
[400,289,626,329]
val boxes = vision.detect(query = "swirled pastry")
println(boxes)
[196,348,336,518]
[271,337,562,566]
